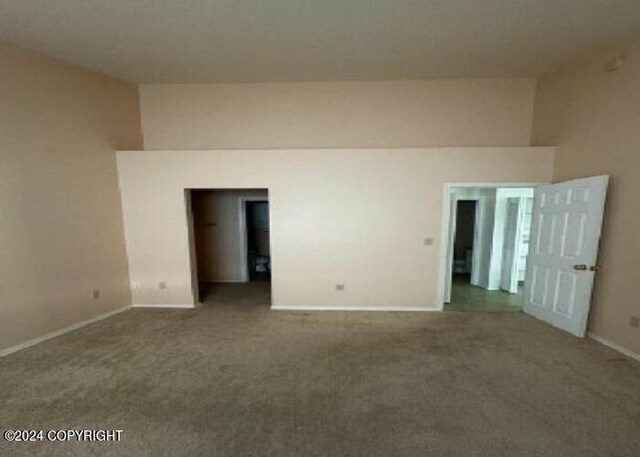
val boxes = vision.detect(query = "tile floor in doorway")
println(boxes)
[446,274,524,312]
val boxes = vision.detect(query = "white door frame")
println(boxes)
[437,182,547,310]
[238,197,269,282]
[500,197,523,294]
[184,190,200,304]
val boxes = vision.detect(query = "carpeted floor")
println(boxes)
[1,283,639,457]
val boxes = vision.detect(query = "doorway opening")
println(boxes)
[244,199,271,282]
[451,200,476,289]
[442,185,536,312]
[187,189,271,306]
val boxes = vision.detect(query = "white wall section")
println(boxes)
[117,148,554,310]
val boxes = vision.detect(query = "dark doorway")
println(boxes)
[188,189,270,305]
[452,200,476,285]
[245,200,270,281]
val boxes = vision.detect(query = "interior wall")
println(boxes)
[532,40,640,354]
[139,79,536,149]
[0,42,143,352]
[192,189,268,282]
[116,148,553,310]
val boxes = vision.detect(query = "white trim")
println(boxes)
[470,199,483,286]
[588,333,640,363]
[443,192,458,303]
[131,304,195,309]
[271,305,439,312]
[184,190,200,305]
[0,306,131,358]
[437,182,547,310]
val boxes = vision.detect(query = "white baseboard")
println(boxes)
[131,304,195,309]
[0,305,131,358]
[588,333,640,362]
[271,305,438,312]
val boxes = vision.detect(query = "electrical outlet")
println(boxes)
[630,316,639,328]
[336,284,345,291]
[92,289,100,299]
[159,282,168,290]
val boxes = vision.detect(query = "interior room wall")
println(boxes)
[192,189,268,282]
[0,42,142,352]
[116,148,553,310]
[139,79,536,149]
[532,40,640,354]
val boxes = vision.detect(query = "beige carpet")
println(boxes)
[1,282,639,457]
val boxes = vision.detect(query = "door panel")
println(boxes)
[523,176,609,337]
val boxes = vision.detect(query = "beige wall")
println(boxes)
[139,79,536,150]
[117,148,553,310]
[192,189,268,282]
[533,42,640,354]
[0,42,142,352]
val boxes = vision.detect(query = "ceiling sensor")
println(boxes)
[605,55,626,73]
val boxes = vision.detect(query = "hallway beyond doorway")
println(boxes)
[198,281,271,308]
[446,273,524,312]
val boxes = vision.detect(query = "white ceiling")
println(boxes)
[1,0,640,83]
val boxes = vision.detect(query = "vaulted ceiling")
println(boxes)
[2,0,640,83]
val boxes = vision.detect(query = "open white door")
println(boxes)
[524,175,609,337]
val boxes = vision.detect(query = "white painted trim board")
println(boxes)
[0,306,131,358]
[588,333,640,363]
